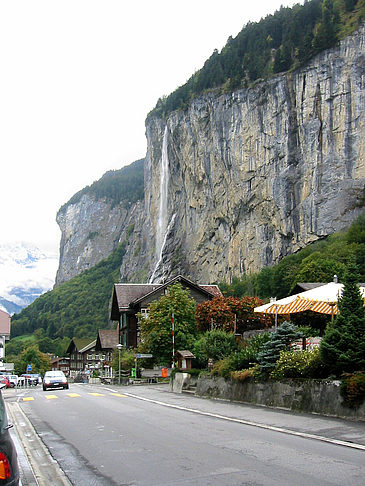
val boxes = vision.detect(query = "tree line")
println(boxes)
[148,0,365,120]
[58,158,144,213]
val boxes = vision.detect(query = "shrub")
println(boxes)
[196,330,238,363]
[270,348,326,379]
[340,372,365,409]
[230,369,254,382]
[231,333,271,369]
[211,358,235,378]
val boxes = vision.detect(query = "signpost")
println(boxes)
[134,354,153,379]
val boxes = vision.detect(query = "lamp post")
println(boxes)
[116,344,122,385]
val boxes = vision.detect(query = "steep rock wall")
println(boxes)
[55,195,144,285]
[132,24,365,284]
[56,25,365,286]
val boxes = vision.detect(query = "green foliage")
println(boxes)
[14,345,52,375]
[320,260,365,374]
[193,330,238,366]
[111,348,136,373]
[220,213,365,299]
[59,159,144,212]
[11,242,127,340]
[148,1,364,119]
[340,372,365,409]
[138,283,197,366]
[257,322,301,375]
[270,348,327,379]
[230,333,272,370]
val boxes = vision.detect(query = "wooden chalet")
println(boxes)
[110,275,221,348]
[66,338,96,378]
[95,329,119,378]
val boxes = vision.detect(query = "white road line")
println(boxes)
[109,390,365,452]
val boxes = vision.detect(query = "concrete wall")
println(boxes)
[184,375,365,420]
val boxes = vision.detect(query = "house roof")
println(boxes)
[79,339,96,353]
[95,329,119,350]
[110,275,221,319]
[66,337,95,354]
[176,350,195,359]
[0,310,10,335]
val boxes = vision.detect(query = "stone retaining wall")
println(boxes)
[176,374,365,420]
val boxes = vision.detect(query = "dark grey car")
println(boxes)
[0,391,20,485]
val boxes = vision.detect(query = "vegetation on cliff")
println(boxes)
[148,0,365,120]
[58,158,144,213]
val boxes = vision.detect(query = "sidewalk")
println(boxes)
[110,383,365,449]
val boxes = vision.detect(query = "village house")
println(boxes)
[66,338,96,378]
[110,275,221,348]
[51,356,70,375]
[95,329,119,378]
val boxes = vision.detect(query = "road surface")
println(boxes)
[4,383,365,486]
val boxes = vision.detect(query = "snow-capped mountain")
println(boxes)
[0,242,59,315]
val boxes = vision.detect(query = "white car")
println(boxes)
[43,371,69,391]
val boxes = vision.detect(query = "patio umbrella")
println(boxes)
[254,282,365,316]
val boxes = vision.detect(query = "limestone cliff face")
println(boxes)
[55,194,144,285]
[126,24,365,284]
[56,25,365,286]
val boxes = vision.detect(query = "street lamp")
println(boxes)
[116,344,123,385]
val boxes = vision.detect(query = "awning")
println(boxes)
[254,282,364,316]
[261,296,338,316]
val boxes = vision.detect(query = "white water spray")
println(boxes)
[149,126,174,283]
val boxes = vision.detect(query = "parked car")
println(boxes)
[0,391,20,485]
[42,371,69,391]
[19,374,40,386]
[0,378,10,389]
[3,376,18,388]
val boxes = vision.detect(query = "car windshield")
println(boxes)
[45,372,64,378]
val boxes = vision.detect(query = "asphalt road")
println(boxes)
[4,383,365,486]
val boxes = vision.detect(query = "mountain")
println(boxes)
[55,158,144,286]
[0,242,58,314]
[56,20,365,286]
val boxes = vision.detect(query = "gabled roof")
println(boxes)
[79,339,96,353]
[95,329,119,351]
[132,275,216,305]
[66,337,95,354]
[110,275,221,319]
[0,310,10,335]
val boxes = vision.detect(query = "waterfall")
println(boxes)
[149,126,173,284]
[149,213,176,284]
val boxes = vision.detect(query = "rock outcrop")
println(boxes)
[56,25,365,285]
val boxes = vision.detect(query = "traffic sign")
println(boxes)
[136,354,153,358]
[26,364,32,371]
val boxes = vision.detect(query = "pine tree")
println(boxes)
[257,322,301,375]
[320,261,365,375]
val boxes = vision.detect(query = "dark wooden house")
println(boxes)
[110,275,221,348]
[95,329,119,377]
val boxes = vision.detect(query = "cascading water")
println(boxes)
[149,126,175,283]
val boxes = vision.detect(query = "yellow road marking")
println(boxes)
[110,393,127,397]
[45,395,58,399]
[23,397,34,401]
[88,393,104,397]
[68,393,81,397]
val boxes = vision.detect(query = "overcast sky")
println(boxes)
[0,0,300,288]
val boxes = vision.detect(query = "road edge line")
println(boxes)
[119,391,365,452]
